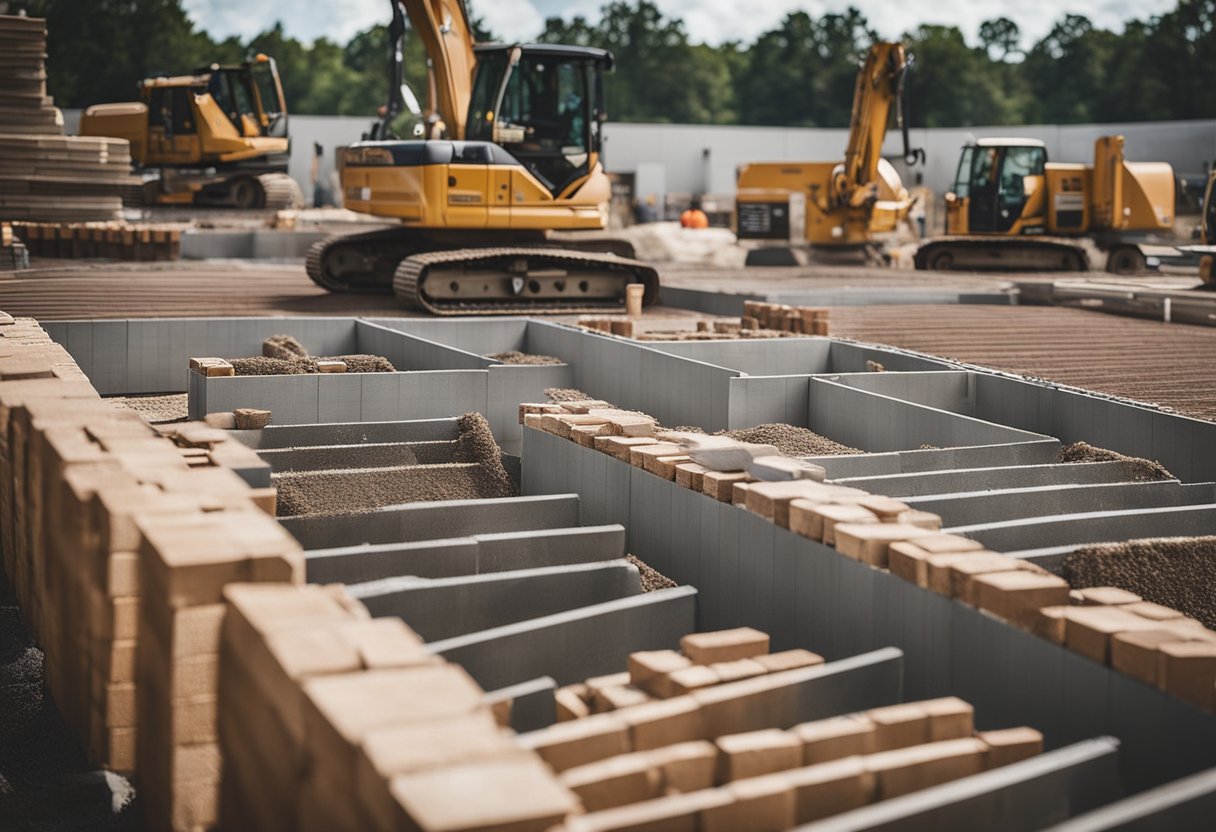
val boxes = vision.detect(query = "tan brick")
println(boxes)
[867,703,930,751]
[521,713,631,772]
[716,728,803,781]
[898,509,943,530]
[920,697,975,741]
[834,523,929,567]
[629,443,683,469]
[888,541,933,586]
[974,570,1071,628]
[389,754,578,832]
[794,714,877,765]
[649,740,718,793]
[790,502,879,544]
[681,628,770,665]
[1111,630,1190,685]
[651,455,692,481]
[702,772,796,832]
[702,470,751,502]
[675,462,710,491]
[1064,606,1163,664]
[1077,586,1142,606]
[597,685,653,712]
[858,495,910,520]
[595,436,658,461]
[979,727,1043,768]
[709,658,767,684]
[556,687,591,721]
[946,553,1034,605]
[747,481,861,528]
[566,789,732,832]
[1034,606,1071,645]
[618,697,707,751]
[754,649,823,674]
[660,664,721,698]
[787,756,876,823]
[865,738,988,799]
[1123,601,1189,622]
[1157,641,1216,709]
[630,650,693,697]
[561,753,663,812]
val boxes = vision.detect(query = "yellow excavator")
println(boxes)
[733,41,924,263]
[79,55,302,209]
[916,135,1175,273]
[308,0,658,315]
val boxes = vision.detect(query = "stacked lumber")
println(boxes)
[519,628,1044,828]
[0,15,138,223]
[522,406,1216,713]
[13,220,182,260]
[217,582,579,832]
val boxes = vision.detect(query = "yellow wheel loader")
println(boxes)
[733,42,925,264]
[916,135,1175,274]
[307,0,658,315]
[79,55,302,210]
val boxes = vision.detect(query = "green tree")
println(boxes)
[978,17,1021,61]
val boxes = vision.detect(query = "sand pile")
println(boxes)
[545,387,594,403]
[627,555,677,592]
[488,351,565,366]
[1057,442,1173,481]
[1064,537,1216,629]
[233,357,319,375]
[106,393,188,424]
[273,413,513,517]
[337,355,395,373]
[232,335,396,375]
[717,424,861,457]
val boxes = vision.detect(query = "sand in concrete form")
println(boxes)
[545,387,594,403]
[1065,537,1216,629]
[1057,442,1173,481]
[231,354,395,375]
[718,423,862,456]
[105,393,188,424]
[273,412,513,516]
[488,351,565,366]
[626,555,677,592]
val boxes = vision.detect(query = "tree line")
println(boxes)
[14,0,1216,127]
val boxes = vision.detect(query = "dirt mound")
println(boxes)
[545,387,594,403]
[453,412,514,496]
[488,351,565,366]
[1056,442,1173,481]
[1064,537,1216,629]
[232,356,319,375]
[330,354,395,373]
[627,555,677,592]
[716,423,861,457]
[263,334,308,359]
[106,393,188,424]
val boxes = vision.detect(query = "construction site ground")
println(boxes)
[4,258,1216,422]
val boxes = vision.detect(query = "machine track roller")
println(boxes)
[392,247,660,315]
[257,173,304,210]
[305,228,424,293]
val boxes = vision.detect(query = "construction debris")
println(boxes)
[627,554,677,592]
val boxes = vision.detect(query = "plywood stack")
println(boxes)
[217,582,581,832]
[0,15,137,223]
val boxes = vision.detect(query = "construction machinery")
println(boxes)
[306,0,658,315]
[733,42,924,263]
[915,135,1175,273]
[79,55,302,210]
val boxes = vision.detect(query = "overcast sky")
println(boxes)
[182,0,1176,48]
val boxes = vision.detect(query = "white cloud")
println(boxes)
[182,0,1179,49]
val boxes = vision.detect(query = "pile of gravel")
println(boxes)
[231,355,396,376]
[627,555,677,592]
[545,387,594,403]
[1064,536,1216,629]
[334,354,395,373]
[273,413,514,517]
[488,351,565,366]
[716,423,862,457]
[263,334,308,359]
[1057,442,1173,481]
[106,393,188,424]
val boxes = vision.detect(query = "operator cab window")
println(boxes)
[999,146,1045,206]
[468,52,595,196]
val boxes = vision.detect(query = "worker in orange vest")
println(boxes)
[680,196,709,229]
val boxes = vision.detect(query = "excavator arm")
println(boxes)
[836,42,922,207]
[393,0,477,139]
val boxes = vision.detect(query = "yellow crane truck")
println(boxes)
[79,55,302,210]
[915,135,1175,273]
[307,0,658,315]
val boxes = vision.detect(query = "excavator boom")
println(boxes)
[399,0,477,138]
[839,42,919,205]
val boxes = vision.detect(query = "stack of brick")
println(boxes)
[742,301,829,336]
[521,414,1216,713]
[554,628,824,718]
[522,634,1043,828]
[217,582,580,832]
[12,221,183,261]
[0,15,139,224]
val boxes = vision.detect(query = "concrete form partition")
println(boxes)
[520,428,1216,793]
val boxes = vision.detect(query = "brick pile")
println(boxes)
[217,582,579,832]
[577,302,830,342]
[13,220,183,260]
[0,309,301,831]
[523,407,1216,713]
[520,627,1043,828]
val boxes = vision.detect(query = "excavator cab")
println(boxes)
[465,44,609,197]
[203,57,289,140]
[948,140,1047,235]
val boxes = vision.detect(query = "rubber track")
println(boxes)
[392,246,660,315]
[305,228,419,293]
[257,173,303,210]
[915,237,1089,272]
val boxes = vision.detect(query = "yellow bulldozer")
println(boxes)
[307,0,658,315]
[915,135,1176,273]
[733,41,923,263]
[79,55,302,210]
